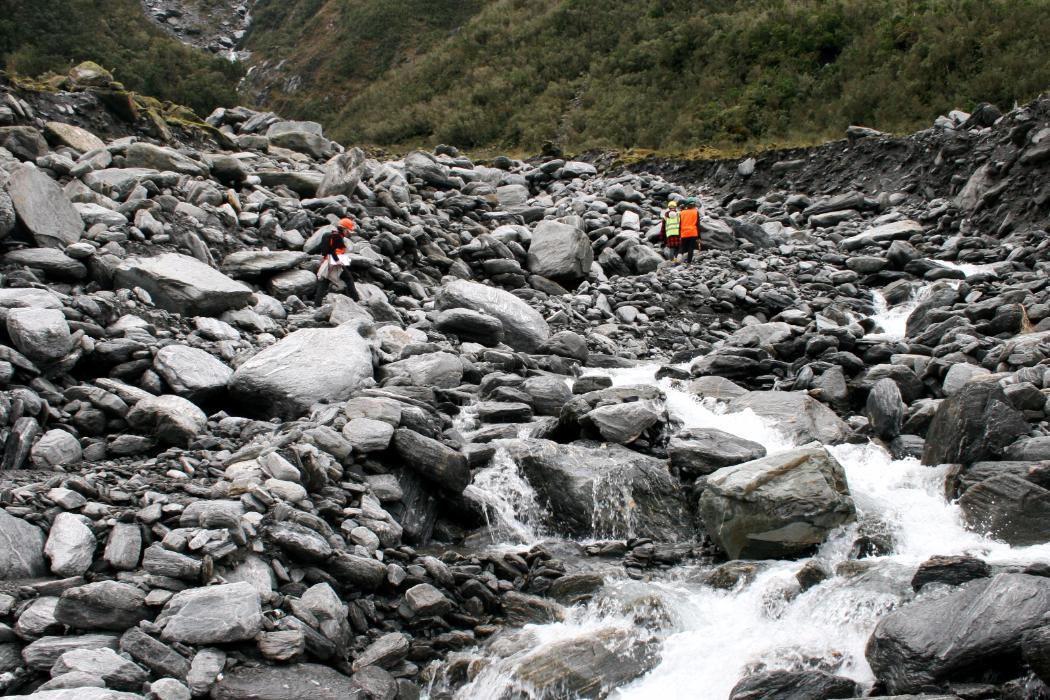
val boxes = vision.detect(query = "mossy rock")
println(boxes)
[68,61,114,88]
[92,89,139,122]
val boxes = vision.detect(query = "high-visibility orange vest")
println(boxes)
[679,208,699,238]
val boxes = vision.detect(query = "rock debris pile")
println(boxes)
[1,66,1050,698]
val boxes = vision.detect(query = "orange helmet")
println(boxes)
[338,217,355,230]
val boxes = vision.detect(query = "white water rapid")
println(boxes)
[446,281,1047,700]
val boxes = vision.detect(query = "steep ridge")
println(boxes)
[0,66,1049,700]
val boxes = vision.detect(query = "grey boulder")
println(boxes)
[157,581,262,645]
[379,351,462,388]
[503,438,691,541]
[210,663,359,700]
[229,321,374,419]
[866,573,1050,693]
[6,163,84,247]
[699,447,856,559]
[668,427,767,477]
[153,345,232,402]
[44,512,97,577]
[728,391,851,445]
[114,253,253,316]
[435,279,549,352]
[54,581,149,631]
[220,250,307,279]
[922,381,1028,466]
[126,395,207,448]
[0,508,47,579]
[6,308,74,363]
[31,429,83,469]
[317,147,366,198]
[527,220,593,282]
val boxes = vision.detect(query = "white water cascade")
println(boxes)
[446,282,1048,700]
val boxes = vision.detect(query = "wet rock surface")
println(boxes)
[1,72,1050,699]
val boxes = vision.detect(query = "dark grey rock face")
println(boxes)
[700,447,855,560]
[866,574,1050,693]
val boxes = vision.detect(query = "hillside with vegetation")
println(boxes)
[1,0,1048,154]
[0,0,242,117]
[242,0,1050,153]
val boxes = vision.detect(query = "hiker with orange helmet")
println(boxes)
[314,217,360,304]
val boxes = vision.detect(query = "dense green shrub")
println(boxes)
[0,0,241,116]
[246,0,1050,152]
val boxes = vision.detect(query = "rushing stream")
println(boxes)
[445,268,1046,700]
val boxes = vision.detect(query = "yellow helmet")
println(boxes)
[668,200,678,208]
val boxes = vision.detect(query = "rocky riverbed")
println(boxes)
[1,65,1050,700]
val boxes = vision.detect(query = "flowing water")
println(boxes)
[448,281,1048,700]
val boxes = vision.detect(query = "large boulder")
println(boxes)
[491,628,659,698]
[5,164,84,247]
[210,663,359,700]
[31,429,83,469]
[866,573,1050,693]
[392,429,469,493]
[114,254,253,316]
[0,509,47,579]
[221,250,307,279]
[699,447,856,559]
[6,308,74,364]
[44,121,106,153]
[229,321,374,418]
[958,473,1050,546]
[157,581,262,645]
[153,345,232,402]
[668,427,767,477]
[922,381,1028,466]
[727,391,851,445]
[0,126,49,160]
[126,395,207,447]
[435,279,549,352]
[53,581,149,631]
[527,220,593,282]
[316,147,366,198]
[379,351,462,388]
[45,512,97,577]
[503,438,692,541]
[124,142,207,176]
[729,670,860,700]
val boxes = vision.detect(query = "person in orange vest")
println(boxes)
[658,200,681,260]
[678,197,701,263]
[314,217,360,305]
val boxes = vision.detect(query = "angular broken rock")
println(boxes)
[392,429,469,493]
[114,253,253,316]
[44,512,97,577]
[0,508,47,579]
[210,663,359,700]
[435,279,549,352]
[700,447,856,559]
[6,163,84,248]
[157,582,263,645]
[229,321,374,419]
[6,308,74,364]
[127,395,207,448]
[866,573,1050,693]
[51,647,148,691]
[352,632,409,671]
[53,581,149,631]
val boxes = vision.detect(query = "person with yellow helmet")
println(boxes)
[659,200,681,261]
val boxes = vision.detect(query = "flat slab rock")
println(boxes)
[114,253,253,316]
[210,663,364,700]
